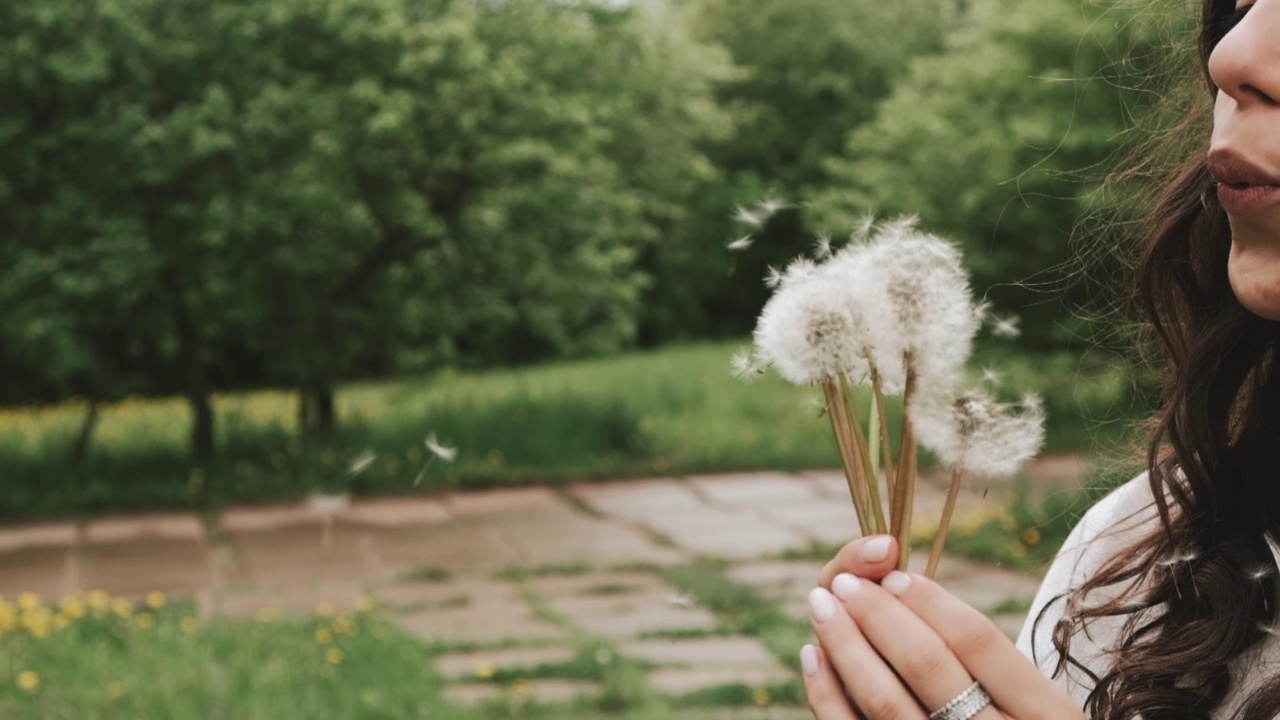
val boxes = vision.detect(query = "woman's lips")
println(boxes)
[1217,182,1280,215]
[1209,149,1280,215]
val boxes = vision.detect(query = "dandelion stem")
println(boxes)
[926,467,964,579]
[870,368,896,502]
[840,375,884,534]
[892,365,918,571]
[822,379,871,535]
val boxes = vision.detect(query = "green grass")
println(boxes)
[0,340,1149,521]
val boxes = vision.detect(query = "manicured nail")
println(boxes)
[808,587,838,623]
[800,644,820,676]
[882,571,913,596]
[832,573,862,600]
[860,536,892,563]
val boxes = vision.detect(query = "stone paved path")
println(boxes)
[0,455,1087,714]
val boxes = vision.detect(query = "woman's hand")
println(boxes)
[802,536,1083,720]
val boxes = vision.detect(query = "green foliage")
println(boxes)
[812,0,1168,348]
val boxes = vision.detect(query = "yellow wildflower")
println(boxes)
[325,648,344,665]
[473,663,496,680]
[59,597,86,620]
[107,682,126,699]
[145,591,167,610]
[314,627,334,644]
[111,598,133,618]
[86,590,111,613]
[1021,527,1042,547]
[17,592,41,612]
[314,601,335,617]
[355,595,375,613]
[135,613,156,630]
[0,603,18,631]
[16,671,39,692]
[752,687,771,706]
[512,678,532,696]
[180,617,200,634]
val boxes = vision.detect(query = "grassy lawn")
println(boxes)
[0,340,1150,521]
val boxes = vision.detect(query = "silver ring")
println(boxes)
[928,682,991,720]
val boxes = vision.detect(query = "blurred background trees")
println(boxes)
[0,0,1187,511]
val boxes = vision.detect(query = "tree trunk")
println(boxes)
[162,274,215,462]
[70,400,100,467]
[188,390,215,461]
[298,383,337,439]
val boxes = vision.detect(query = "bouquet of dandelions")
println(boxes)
[732,212,1045,578]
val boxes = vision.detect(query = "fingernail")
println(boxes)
[808,587,838,623]
[832,573,862,600]
[882,571,913,596]
[860,536,892,563]
[800,644,820,676]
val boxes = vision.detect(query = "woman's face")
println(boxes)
[1208,0,1280,319]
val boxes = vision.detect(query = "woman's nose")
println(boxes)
[1207,3,1280,106]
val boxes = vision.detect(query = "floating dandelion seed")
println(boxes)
[850,211,876,244]
[972,300,994,326]
[813,232,833,260]
[727,235,754,251]
[730,350,766,383]
[734,205,767,228]
[764,265,784,289]
[980,367,1003,386]
[1247,563,1275,582]
[756,195,786,219]
[348,450,376,476]
[991,314,1021,339]
[425,434,457,462]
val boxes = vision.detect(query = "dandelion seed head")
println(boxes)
[856,217,978,390]
[424,434,457,462]
[753,276,873,386]
[914,388,1044,478]
[727,235,754,251]
[779,256,819,288]
[991,314,1022,339]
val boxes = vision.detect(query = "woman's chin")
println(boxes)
[1229,244,1280,321]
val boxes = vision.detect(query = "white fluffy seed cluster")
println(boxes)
[913,390,1045,479]
[746,215,1043,480]
[752,216,977,392]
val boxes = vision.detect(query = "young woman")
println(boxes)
[799,1,1280,718]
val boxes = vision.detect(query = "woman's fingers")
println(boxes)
[819,535,899,588]
[880,571,1084,720]
[807,586,928,719]
[829,573,1005,720]
[799,644,862,720]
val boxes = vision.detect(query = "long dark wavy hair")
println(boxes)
[1044,1,1280,717]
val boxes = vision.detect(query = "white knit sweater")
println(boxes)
[1015,475,1280,717]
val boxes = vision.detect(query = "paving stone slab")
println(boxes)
[726,561,824,603]
[0,523,77,553]
[435,646,578,680]
[399,603,566,645]
[78,540,211,599]
[338,497,451,527]
[494,514,685,568]
[86,514,205,544]
[640,508,808,560]
[0,546,73,600]
[758,503,862,546]
[570,480,710,522]
[222,526,385,589]
[688,473,823,508]
[219,505,321,533]
[528,571,673,601]
[648,666,795,695]
[365,523,521,575]
[619,636,779,668]
[445,487,571,519]
[550,592,718,638]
